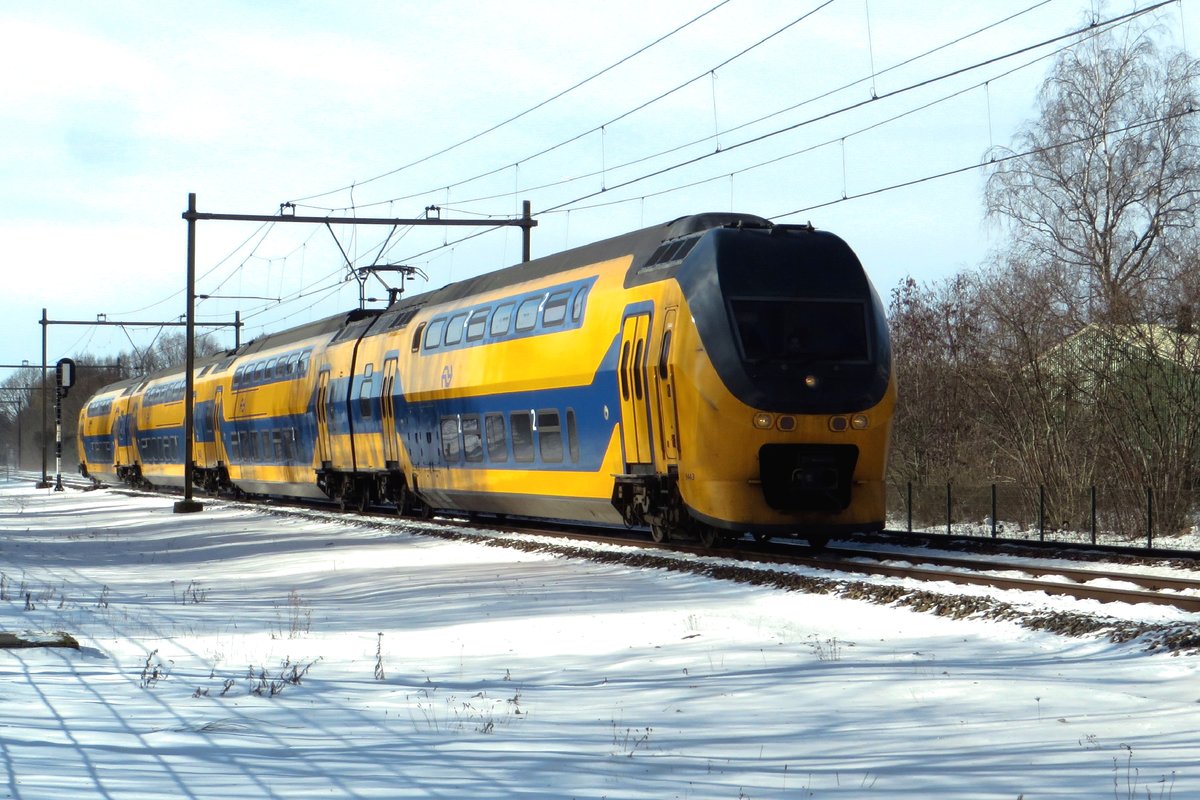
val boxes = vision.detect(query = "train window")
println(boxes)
[542,291,570,327]
[412,322,427,353]
[265,358,277,380]
[272,430,284,462]
[466,308,489,341]
[571,286,589,323]
[445,313,468,345]
[619,342,631,401]
[359,366,374,419]
[739,299,866,363]
[490,303,514,337]
[485,413,507,462]
[510,411,534,462]
[537,410,563,463]
[515,296,542,332]
[424,318,446,350]
[462,416,483,462]
[566,409,579,463]
[440,416,462,462]
[658,329,672,379]
[633,340,645,400]
[254,362,265,384]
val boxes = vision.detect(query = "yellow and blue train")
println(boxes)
[79,213,895,545]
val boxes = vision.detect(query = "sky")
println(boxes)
[2,479,1199,797]
[0,0,1195,370]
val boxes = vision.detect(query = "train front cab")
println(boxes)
[612,221,894,545]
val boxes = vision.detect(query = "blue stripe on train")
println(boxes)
[91,333,627,477]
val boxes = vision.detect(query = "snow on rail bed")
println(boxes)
[1,480,1198,799]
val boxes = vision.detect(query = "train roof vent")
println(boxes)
[387,304,425,330]
[645,234,701,269]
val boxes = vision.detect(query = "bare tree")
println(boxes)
[981,22,1200,536]
[120,332,222,376]
[887,274,990,486]
[985,25,1200,322]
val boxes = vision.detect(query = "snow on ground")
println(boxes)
[1,479,1199,799]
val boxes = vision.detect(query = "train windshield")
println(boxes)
[729,298,869,364]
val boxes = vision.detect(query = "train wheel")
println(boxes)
[649,521,669,544]
[394,484,415,516]
[698,525,725,549]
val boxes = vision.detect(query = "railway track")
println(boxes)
[76,483,1200,615]
[408,519,1200,614]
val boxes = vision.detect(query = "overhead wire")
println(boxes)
[289,0,736,205]
[523,20,1104,215]
[353,2,1165,279]
[293,0,841,214]
[310,0,1062,216]
[773,106,1199,217]
[114,220,276,316]
[534,0,1173,216]
[125,1,1177,350]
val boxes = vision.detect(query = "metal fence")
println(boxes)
[886,482,1194,550]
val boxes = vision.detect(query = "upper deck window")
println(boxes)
[542,291,570,327]
[490,304,514,337]
[515,296,542,333]
[466,309,489,341]
[424,318,446,350]
[445,313,468,345]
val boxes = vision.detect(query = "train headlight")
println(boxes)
[753,412,774,429]
[851,414,869,430]
[829,416,848,432]
[804,374,819,388]
[776,415,796,432]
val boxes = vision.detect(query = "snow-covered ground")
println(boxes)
[1,479,1198,799]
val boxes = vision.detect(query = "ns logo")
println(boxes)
[441,365,453,389]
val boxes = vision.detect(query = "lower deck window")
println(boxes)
[537,410,562,463]
[510,412,534,462]
[485,414,507,462]
[441,417,462,462]
[462,416,483,462]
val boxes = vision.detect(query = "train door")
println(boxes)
[654,307,681,462]
[410,402,437,468]
[618,312,653,467]
[213,386,227,464]
[380,358,399,467]
[315,368,332,467]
